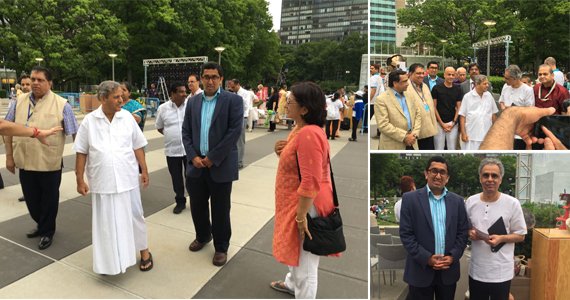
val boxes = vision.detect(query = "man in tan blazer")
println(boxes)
[375,69,422,150]
[406,63,438,150]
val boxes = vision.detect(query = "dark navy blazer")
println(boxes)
[181,89,243,183]
[399,186,469,287]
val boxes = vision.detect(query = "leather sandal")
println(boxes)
[140,252,153,272]
[270,280,294,296]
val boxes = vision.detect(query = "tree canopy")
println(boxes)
[397,0,570,71]
[1,0,364,92]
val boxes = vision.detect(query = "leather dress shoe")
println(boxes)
[38,236,53,250]
[173,203,186,214]
[188,237,212,252]
[212,252,227,266]
[26,229,40,238]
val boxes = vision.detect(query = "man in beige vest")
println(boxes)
[4,66,79,250]
[406,63,438,150]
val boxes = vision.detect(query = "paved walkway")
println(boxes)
[0,99,368,298]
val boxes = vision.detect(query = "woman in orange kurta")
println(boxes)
[270,82,336,299]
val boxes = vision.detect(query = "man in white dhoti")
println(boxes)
[74,81,154,275]
[459,75,499,150]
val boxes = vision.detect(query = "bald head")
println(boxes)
[456,67,467,83]
[444,67,456,84]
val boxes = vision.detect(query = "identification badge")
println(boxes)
[424,103,430,112]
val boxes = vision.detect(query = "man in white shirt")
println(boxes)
[75,80,153,274]
[466,158,526,300]
[459,75,498,150]
[227,79,251,169]
[498,65,535,150]
[186,74,203,100]
[544,56,564,86]
[156,82,189,214]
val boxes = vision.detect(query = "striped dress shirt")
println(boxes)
[199,88,220,156]
[427,185,448,255]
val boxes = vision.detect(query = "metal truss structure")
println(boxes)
[472,35,512,49]
[142,56,208,66]
[142,56,208,95]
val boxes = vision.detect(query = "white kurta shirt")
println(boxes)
[458,90,498,142]
[498,83,534,107]
[155,99,187,157]
[237,87,253,117]
[73,107,148,194]
[465,193,527,283]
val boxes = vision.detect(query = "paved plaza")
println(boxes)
[0,99,368,299]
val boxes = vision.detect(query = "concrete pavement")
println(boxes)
[0,98,368,299]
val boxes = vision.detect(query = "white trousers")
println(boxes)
[460,140,482,150]
[283,206,320,299]
[434,122,458,150]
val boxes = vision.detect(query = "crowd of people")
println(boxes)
[370,56,570,150]
[1,62,348,298]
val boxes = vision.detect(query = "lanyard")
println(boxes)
[538,83,556,101]
[412,82,426,103]
[26,95,36,126]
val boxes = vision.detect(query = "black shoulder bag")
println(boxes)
[296,153,346,256]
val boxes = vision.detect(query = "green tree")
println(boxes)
[0,0,128,89]
[397,0,570,70]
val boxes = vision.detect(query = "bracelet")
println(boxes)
[295,217,305,223]
[31,127,40,138]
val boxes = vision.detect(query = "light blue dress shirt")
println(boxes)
[428,76,440,91]
[391,88,412,130]
[426,185,447,255]
[199,88,220,156]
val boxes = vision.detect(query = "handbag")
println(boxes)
[296,153,346,256]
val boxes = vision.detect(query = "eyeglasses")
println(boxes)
[481,173,500,179]
[202,75,220,81]
[428,168,448,176]
[286,98,297,105]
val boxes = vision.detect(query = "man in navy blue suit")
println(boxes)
[182,62,243,266]
[399,156,469,300]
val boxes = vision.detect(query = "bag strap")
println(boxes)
[296,152,339,207]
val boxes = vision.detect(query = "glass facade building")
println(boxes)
[279,0,368,45]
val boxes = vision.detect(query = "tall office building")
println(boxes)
[370,0,397,54]
[279,0,368,45]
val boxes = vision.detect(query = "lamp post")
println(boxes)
[483,20,496,77]
[108,53,117,81]
[440,39,447,70]
[214,46,225,66]
[35,57,43,66]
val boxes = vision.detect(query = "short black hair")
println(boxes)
[290,81,326,127]
[468,63,480,72]
[188,73,199,81]
[408,63,425,74]
[229,78,240,85]
[19,74,30,82]
[332,92,341,101]
[387,54,403,67]
[388,70,407,88]
[201,62,223,78]
[169,81,186,95]
[426,61,439,69]
[425,156,450,174]
[120,81,131,92]
[31,66,52,81]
